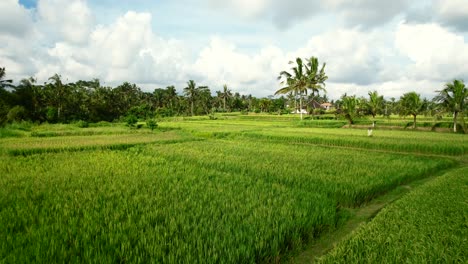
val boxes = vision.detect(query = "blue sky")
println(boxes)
[3,0,468,99]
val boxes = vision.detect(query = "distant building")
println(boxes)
[291,109,308,114]
[320,103,333,110]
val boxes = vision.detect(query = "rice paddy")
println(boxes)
[1,116,466,263]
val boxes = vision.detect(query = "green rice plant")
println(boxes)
[239,127,467,156]
[0,150,337,263]
[144,139,455,207]
[318,167,468,263]
[0,131,193,156]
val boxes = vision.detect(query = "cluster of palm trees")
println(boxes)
[275,57,467,132]
[275,57,328,120]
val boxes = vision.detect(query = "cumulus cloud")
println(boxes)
[292,29,393,85]
[207,0,409,29]
[434,0,468,31]
[325,0,410,28]
[395,22,468,82]
[37,11,190,86]
[207,0,323,29]
[37,0,95,44]
[192,37,286,96]
[0,0,34,37]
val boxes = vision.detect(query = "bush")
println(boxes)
[126,115,138,127]
[7,106,26,122]
[76,120,89,128]
[146,119,158,131]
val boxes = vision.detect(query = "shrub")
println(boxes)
[76,120,89,128]
[126,115,138,127]
[146,119,158,131]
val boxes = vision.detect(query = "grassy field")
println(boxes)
[0,116,466,262]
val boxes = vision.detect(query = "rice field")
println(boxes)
[0,117,466,262]
[318,167,468,263]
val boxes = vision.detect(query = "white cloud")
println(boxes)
[38,11,191,87]
[192,37,286,96]
[292,29,394,85]
[0,0,33,37]
[396,22,468,81]
[325,0,410,28]
[435,0,468,31]
[37,0,95,44]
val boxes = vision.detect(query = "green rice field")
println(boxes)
[1,116,467,263]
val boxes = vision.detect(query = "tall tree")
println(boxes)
[276,58,309,120]
[340,94,360,125]
[434,79,467,133]
[305,56,328,97]
[0,67,14,89]
[367,90,384,125]
[184,80,197,116]
[219,84,232,112]
[399,92,425,129]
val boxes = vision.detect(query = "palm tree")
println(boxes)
[48,73,67,121]
[220,84,232,112]
[434,80,467,133]
[0,67,14,89]
[340,94,360,125]
[165,85,178,111]
[305,56,328,97]
[399,92,425,129]
[367,91,384,126]
[276,58,309,120]
[184,80,197,116]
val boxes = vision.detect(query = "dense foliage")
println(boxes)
[1,66,466,132]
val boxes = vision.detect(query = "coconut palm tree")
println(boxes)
[184,80,197,116]
[305,56,327,97]
[399,92,425,129]
[220,84,232,112]
[340,94,360,125]
[367,90,384,126]
[276,58,309,120]
[434,79,467,133]
[0,67,14,89]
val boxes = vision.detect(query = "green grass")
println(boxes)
[318,167,468,263]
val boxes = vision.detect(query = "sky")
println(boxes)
[1,0,468,100]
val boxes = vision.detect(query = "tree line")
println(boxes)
[275,56,467,132]
[1,62,467,132]
[0,67,287,125]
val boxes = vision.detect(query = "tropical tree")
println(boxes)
[339,94,360,125]
[434,79,467,132]
[276,58,309,120]
[367,90,384,125]
[304,56,328,97]
[184,80,198,116]
[219,84,232,112]
[165,85,178,111]
[399,92,425,129]
[0,67,14,89]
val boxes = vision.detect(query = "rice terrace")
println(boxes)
[1,0,468,263]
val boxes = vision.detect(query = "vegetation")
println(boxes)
[276,57,327,120]
[0,59,467,262]
[435,79,467,133]
[319,167,468,263]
